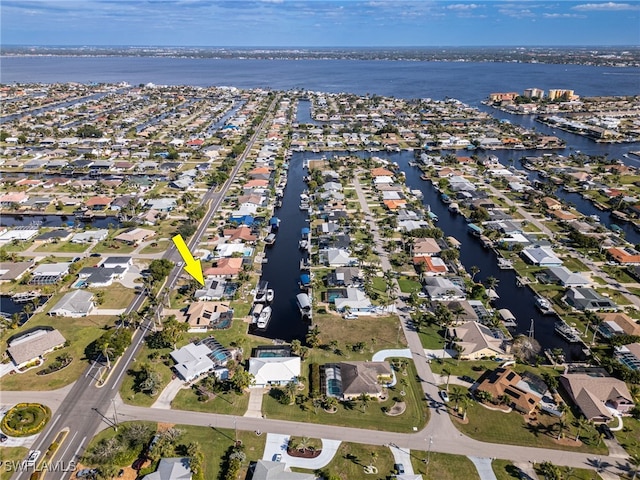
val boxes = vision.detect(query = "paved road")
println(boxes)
[8,96,280,480]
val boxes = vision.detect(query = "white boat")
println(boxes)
[535,296,554,314]
[256,306,272,329]
[265,289,275,303]
[497,258,514,270]
[264,233,276,245]
[299,239,308,250]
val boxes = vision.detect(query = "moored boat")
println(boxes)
[256,306,272,329]
[535,296,554,314]
[554,321,582,343]
[296,293,312,320]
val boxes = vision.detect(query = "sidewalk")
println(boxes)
[468,457,498,480]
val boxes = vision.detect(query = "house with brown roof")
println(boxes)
[597,312,640,337]
[85,196,113,210]
[412,238,441,257]
[560,373,634,422]
[370,167,394,177]
[222,226,258,243]
[542,197,562,211]
[414,256,448,276]
[184,302,232,330]
[476,368,541,414]
[383,199,406,211]
[114,228,155,245]
[203,257,243,278]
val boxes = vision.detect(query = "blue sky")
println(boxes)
[2,1,639,47]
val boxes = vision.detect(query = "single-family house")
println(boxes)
[71,229,108,244]
[521,245,563,267]
[324,361,393,400]
[334,288,374,314]
[614,343,640,371]
[194,279,227,301]
[85,196,113,210]
[170,343,215,382]
[596,312,640,337]
[251,461,315,480]
[322,248,357,267]
[248,356,301,387]
[7,328,66,368]
[203,257,243,277]
[31,262,71,285]
[447,321,513,361]
[564,287,618,311]
[412,238,441,257]
[0,261,33,283]
[607,247,640,265]
[545,266,590,287]
[141,458,191,480]
[476,368,541,414]
[423,277,465,301]
[183,302,233,330]
[560,373,634,422]
[414,256,448,276]
[49,290,95,317]
[114,228,155,245]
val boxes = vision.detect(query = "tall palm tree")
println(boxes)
[470,265,480,282]
[359,393,370,413]
[574,417,590,442]
[442,367,452,392]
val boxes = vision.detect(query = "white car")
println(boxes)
[26,450,41,467]
[439,390,450,403]
[273,453,282,462]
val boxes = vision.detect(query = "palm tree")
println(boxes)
[442,367,452,391]
[102,342,114,370]
[470,265,480,282]
[449,387,465,411]
[556,418,567,440]
[629,453,640,480]
[358,393,370,413]
[484,276,499,291]
[460,395,472,421]
[574,417,590,442]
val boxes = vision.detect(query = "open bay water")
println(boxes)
[2,57,640,105]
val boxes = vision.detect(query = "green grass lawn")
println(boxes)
[34,241,89,253]
[84,422,265,480]
[492,459,603,480]
[140,240,171,254]
[89,284,136,309]
[415,322,448,350]
[306,442,395,479]
[412,452,480,480]
[0,313,115,391]
[397,277,422,294]
[454,402,607,455]
[0,447,29,480]
[262,359,427,433]
[119,346,175,407]
[560,256,589,272]
[92,241,137,254]
[615,416,640,457]
[171,387,249,416]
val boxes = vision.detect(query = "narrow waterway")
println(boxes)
[252,152,312,342]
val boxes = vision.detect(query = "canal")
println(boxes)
[252,151,312,342]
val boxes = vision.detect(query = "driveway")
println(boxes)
[117,264,141,289]
[388,444,415,475]
[245,387,266,418]
[151,377,186,409]
[372,349,412,361]
[468,456,498,480]
[261,433,341,469]
[0,362,16,378]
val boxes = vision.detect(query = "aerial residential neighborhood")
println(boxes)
[1,41,640,480]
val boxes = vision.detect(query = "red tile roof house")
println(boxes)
[370,167,395,177]
[0,192,29,207]
[203,257,243,278]
[607,247,640,266]
[85,196,113,211]
[223,227,258,243]
[414,256,448,276]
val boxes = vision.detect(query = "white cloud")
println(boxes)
[543,13,584,18]
[446,3,479,10]
[573,2,640,11]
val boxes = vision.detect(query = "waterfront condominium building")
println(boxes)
[523,88,545,99]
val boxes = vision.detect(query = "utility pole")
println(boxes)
[425,436,433,474]
[111,398,119,431]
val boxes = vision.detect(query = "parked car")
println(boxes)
[439,390,450,403]
[0,433,7,443]
[459,375,475,384]
[598,424,615,440]
[273,453,282,462]
[76,469,97,478]
[394,463,405,474]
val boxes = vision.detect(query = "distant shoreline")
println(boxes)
[2,45,639,67]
